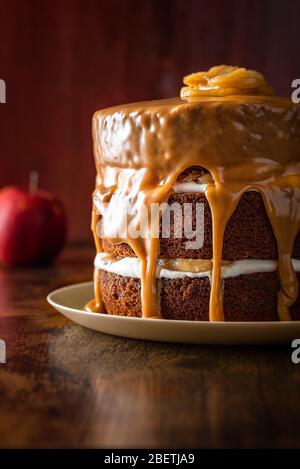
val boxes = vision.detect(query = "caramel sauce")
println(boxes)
[88,68,300,321]
[86,211,104,313]
[85,268,104,313]
[85,298,101,313]
[160,258,212,273]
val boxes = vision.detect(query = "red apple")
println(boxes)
[0,175,67,266]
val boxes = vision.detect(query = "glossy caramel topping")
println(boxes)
[181,65,274,98]
[90,88,300,321]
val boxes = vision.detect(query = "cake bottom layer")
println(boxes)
[98,270,300,322]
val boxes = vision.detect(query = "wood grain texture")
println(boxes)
[0,244,300,448]
[0,0,300,241]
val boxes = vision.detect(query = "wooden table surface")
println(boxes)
[0,243,300,449]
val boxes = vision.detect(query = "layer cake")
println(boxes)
[87,66,300,322]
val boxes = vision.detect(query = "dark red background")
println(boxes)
[0,0,299,241]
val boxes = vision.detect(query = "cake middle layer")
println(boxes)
[100,190,300,261]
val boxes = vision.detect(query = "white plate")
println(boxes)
[47,282,300,345]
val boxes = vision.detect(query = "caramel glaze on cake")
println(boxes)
[87,67,300,322]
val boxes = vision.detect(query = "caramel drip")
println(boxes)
[260,181,300,320]
[84,208,105,312]
[120,233,162,318]
[90,95,300,320]
[141,238,161,318]
[92,172,176,317]
[91,206,102,253]
[85,268,104,313]
[205,184,244,321]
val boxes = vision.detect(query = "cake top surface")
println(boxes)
[93,94,300,174]
[95,95,293,117]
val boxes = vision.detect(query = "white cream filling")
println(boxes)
[173,182,208,193]
[94,253,300,280]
